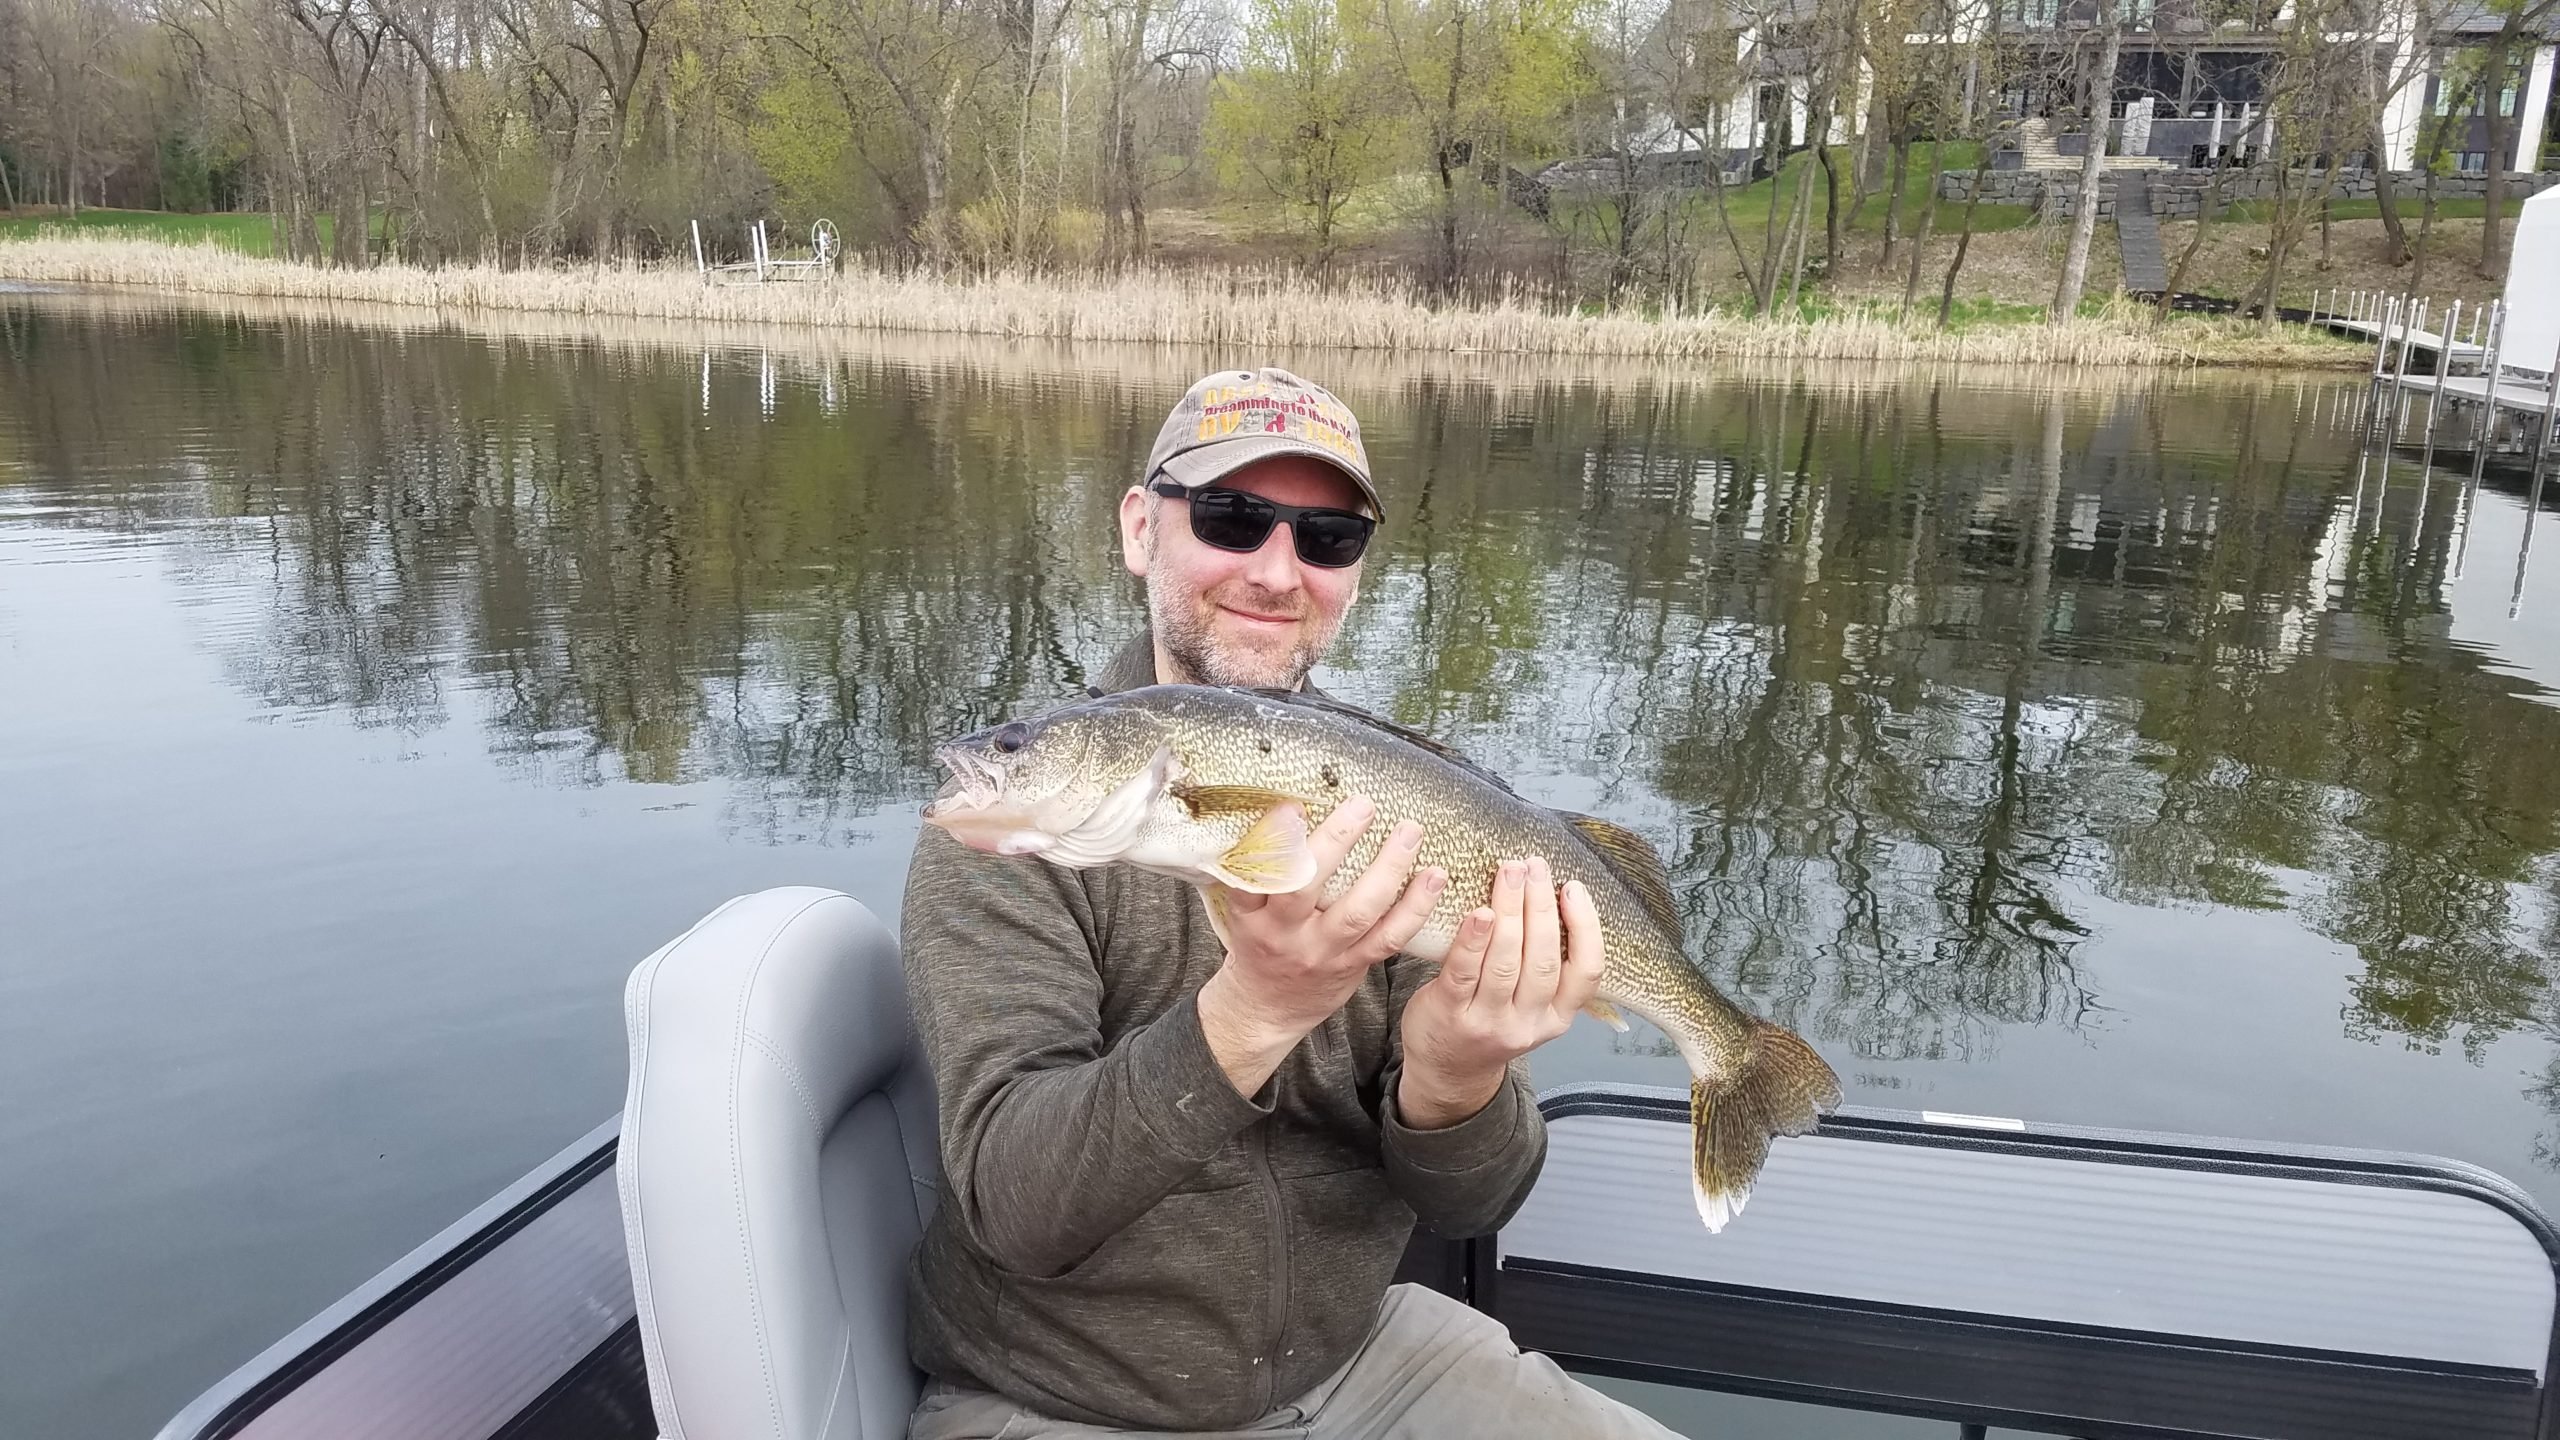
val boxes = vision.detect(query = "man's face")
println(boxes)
[1118,454,1369,690]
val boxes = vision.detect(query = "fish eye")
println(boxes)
[992,722,1032,754]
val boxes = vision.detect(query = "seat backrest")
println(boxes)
[618,888,940,1440]
[1489,1084,2560,1440]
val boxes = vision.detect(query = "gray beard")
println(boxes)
[1151,590,1319,690]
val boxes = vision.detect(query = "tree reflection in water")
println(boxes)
[6,298,2558,1116]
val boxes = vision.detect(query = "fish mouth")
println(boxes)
[926,744,1008,818]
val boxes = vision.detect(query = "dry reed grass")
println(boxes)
[0,234,2365,370]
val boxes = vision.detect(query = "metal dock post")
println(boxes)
[2458,305,2511,576]
[2420,299,2461,474]
[2391,297,2426,435]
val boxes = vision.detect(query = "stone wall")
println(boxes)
[1936,167,2560,219]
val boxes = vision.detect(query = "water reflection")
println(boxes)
[5,297,2558,1070]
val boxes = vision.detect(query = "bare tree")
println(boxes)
[2474,0,2560,278]
[2051,0,2119,322]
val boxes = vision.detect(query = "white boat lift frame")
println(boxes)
[691,218,840,285]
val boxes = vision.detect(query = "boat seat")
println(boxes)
[618,887,940,1440]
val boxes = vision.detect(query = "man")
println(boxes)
[900,368,1680,1439]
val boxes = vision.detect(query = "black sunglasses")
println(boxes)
[1148,479,1376,569]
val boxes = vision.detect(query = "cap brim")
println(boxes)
[1158,436,1382,516]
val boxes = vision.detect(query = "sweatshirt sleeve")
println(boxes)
[901,827,1272,1277]
[1372,956,1549,1238]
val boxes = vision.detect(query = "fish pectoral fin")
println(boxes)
[1201,804,1318,893]
[1584,998,1632,1033]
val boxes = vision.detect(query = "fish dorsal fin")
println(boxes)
[1234,688,1520,798]
[1563,813,1682,937]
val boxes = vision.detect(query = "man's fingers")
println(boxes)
[1363,864,1448,961]
[1326,819,1424,942]
[1470,860,1527,1009]
[1517,857,1563,1010]
[1438,905,1495,998]
[1269,796,1376,918]
[1555,879,1608,1018]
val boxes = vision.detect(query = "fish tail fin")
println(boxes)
[1688,1021,1840,1233]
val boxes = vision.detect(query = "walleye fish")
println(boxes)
[924,683,1840,1230]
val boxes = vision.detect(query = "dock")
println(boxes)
[2307,287,2493,371]
[2353,290,2560,462]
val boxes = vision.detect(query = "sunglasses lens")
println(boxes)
[1293,514,1371,568]
[1181,487,1371,568]
[1187,489,1279,553]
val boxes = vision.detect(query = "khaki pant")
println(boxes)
[907,1283,1682,1440]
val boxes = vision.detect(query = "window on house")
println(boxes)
[2458,151,2486,172]
[2500,85,2517,117]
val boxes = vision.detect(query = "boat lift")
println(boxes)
[153,887,2560,1440]
[691,218,840,285]
[2344,185,2560,461]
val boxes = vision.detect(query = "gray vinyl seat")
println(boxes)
[617,887,941,1440]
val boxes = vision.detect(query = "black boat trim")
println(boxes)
[488,1317,652,1440]
[1503,1261,2546,1440]
[153,1115,626,1440]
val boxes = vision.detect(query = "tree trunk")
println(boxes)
[1435,151,1460,297]
[1784,104,1829,311]
[1881,135,1909,267]
[1902,136,1943,319]
[1817,138,1841,269]
[2371,151,2411,265]
[1701,130,1760,306]
[2053,18,2121,322]
[2480,43,2517,278]
[65,101,82,218]
[920,127,949,254]
[1436,10,1466,298]
[2158,153,2232,325]
[1939,139,1995,327]
[2416,159,2439,290]
[1013,77,1037,262]
[2366,47,2411,265]
[1755,106,1791,314]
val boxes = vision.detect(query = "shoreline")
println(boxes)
[0,235,2369,371]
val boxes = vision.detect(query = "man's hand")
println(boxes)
[1198,795,1448,1097]
[1397,856,1606,1129]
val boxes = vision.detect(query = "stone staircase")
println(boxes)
[2013,117,2175,174]
[2016,117,2067,171]
[2113,171,2169,295]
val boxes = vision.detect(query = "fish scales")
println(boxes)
[924,683,1842,1230]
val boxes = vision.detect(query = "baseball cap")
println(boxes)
[1143,368,1382,516]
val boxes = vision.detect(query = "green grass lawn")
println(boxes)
[0,208,343,255]
[1556,142,2037,251]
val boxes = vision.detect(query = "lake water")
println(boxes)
[6,291,2560,1440]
